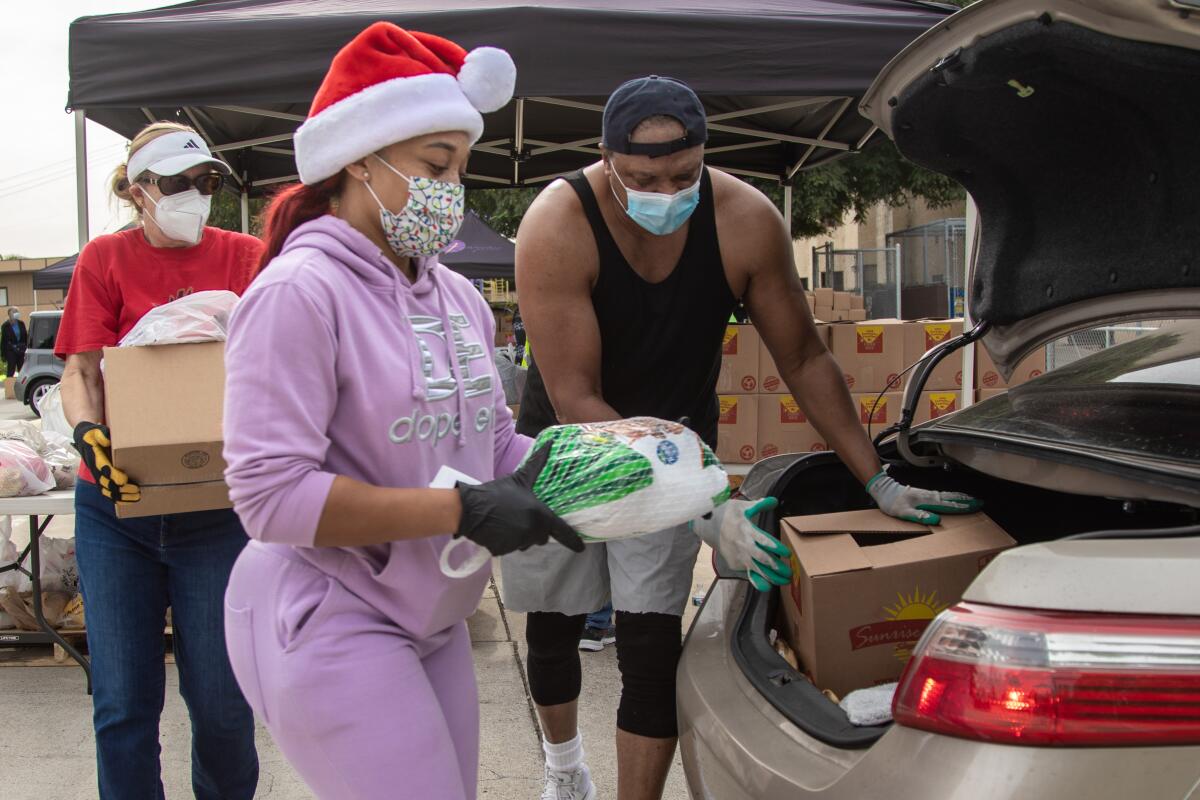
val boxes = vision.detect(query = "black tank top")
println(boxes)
[518,168,736,446]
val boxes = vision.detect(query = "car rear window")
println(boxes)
[29,315,61,351]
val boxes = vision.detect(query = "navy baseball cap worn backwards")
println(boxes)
[602,76,707,158]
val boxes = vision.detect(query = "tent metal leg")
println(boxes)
[74,110,89,249]
[240,189,250,233]
[960,194,979,407]
[783,183,793,240]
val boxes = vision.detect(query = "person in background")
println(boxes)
[56,121,261,799]
[219,24,580,799]
[1,307,28,376]
[578,601,615,652]
[506,76,980,800]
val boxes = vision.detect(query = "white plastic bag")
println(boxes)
[120,290,239,347]
[0,441,55,497]
[40,431,80,490]
[37,382,73,439]
[39,537,79,593]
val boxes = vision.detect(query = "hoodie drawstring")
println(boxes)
[431,269,470,448]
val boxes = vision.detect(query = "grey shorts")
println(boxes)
[498,524,701,618]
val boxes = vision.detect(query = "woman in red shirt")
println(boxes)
[57,121,260,800]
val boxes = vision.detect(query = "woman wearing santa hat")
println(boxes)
[220,23,581,799]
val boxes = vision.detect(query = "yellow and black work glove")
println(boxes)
[73,422,140,504]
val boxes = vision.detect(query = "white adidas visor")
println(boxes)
[126,131,231,180]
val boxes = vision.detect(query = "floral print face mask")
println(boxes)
[364,153,465,258]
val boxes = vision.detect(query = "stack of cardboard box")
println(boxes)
[975,343,1047,401]
[810,289,867,322]
[718,315,978,464]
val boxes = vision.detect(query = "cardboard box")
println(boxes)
[779,510,1015,697]
[853,392,903,428]
[828,321,906,393]
[716,394,758,464]
[904,319,964,390]
[757,395,828,457]
[977,388,1008,402]
[103,342,231,519]
[3,378,14,400]
[976,345,1048,390]
[759,324,829,394]
[913,391,963,424]
[846,309,867,322]
[807,296,817,314]
[813,288,835,308]
[718,324,760,393]
[833,292,852,311]
[850,294,865,310]
[813,306,835,323]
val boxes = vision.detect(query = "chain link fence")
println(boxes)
[1046,320,1179,370]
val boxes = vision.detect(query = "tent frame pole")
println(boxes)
[783,183,793,240]
[75,110,89,249]
[240,184,250,234]
[961,194,979,408]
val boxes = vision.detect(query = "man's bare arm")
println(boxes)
[516,182,620,424]
[729,185,883,485]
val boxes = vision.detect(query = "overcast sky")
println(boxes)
[0,2,166,259]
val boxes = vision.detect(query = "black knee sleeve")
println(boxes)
[614,611,683,739]
[525,612,586,707]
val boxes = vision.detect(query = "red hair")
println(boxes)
[257,174,344,274]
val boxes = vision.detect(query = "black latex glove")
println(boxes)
[454,444,584,556]
[73,422,140,504]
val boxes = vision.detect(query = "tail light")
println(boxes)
[892,602,1200,746]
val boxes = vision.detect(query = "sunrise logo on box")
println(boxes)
[719,397,739,425]
[857,325,885,354]
[930,393,958,418]
[860,396,887,424]
[780,397,807,424]
[848,587,949,661]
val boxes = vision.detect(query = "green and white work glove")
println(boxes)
[692,497,792,592]
[866,469,981,525]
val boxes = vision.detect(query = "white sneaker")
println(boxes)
[541,763,596,800]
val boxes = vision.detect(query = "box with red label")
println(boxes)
[716,394,758,464]
[828,320,906,393]
[778,510,1015,698]
[913,391,963,424]
[759,324,829,394]
[852,392,903,429]
[717,324,761,393]
[903,319,964,390]
[976,345,1048,389]
[757,395,828,458]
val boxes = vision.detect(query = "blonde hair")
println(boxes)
[109,121,198,217]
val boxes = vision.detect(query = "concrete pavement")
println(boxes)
[0,397,710,799]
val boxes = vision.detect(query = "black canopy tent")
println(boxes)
[66,0,952,245]
[34,212,513,292]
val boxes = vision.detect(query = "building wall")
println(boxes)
[0,259,68,316]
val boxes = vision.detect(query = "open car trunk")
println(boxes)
[729,448,1199,749]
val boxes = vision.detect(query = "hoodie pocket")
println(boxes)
[223,603,270,725]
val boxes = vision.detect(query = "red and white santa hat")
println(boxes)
[294,22,516,185]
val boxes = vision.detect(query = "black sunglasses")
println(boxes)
[138,172,224,197]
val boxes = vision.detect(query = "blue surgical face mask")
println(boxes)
[610,164,701,236]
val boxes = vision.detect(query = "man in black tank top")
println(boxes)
[502,77,979,800]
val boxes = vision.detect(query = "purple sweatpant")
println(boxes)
[224,543,479,799]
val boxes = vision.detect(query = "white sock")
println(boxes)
[544,733,584,773]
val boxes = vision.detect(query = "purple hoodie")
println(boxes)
[223,214,531,640]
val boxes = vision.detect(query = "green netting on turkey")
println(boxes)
[527,426,654,521]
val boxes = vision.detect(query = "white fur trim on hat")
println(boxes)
[294,73,485,185]
[458,47,517,114]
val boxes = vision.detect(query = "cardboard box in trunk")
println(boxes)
[904,319,964,390]
[757,395,827,458]
[103,342,231,519]
[853,392,903,428]
[829,320,906,393]
[759,323,829,394]
[718,324,761,393]
[913,391,963,424]
[779,510,1015,698]
[976,345,1047,389]
[716,394,758,464]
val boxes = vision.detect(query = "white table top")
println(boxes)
[724,463,752,477]
[0,489,76,517]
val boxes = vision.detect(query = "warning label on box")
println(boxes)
[722,326,739,356]
[929,392,958,418]
[719,396,739,424]
[923,323,953,351]
[860,396,887,424]
[779,397,808,424]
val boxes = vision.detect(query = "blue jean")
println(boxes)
[586,602,613,631]
[75,480,258,800]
